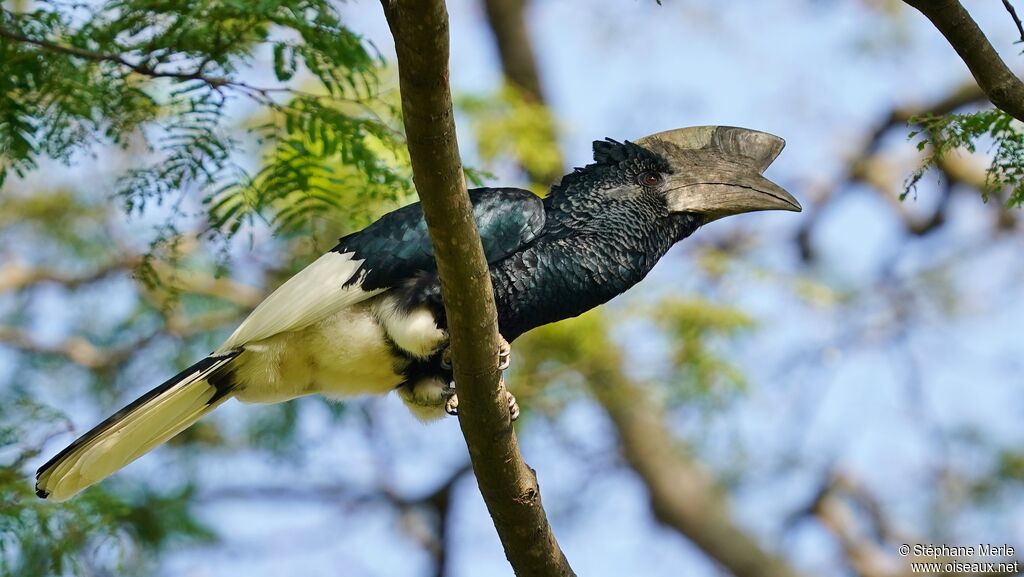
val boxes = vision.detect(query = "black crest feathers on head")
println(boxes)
[593,138,629,164]
[548,137,672,203]
[589,138,667,173]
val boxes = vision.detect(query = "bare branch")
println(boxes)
[0,326,112,369]
[482,0,545,103]
[0,307,240,372]
[902,0,1024,121]
[377,1,574,575]
[807,473,1024,577]
[794,81,991,262]
[0,257,141,293]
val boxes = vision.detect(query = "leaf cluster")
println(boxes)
[907,109,1024,207]
[0,396,213,577]
[458,84,562,192]
[208,96,412,238]
[653,297,755,402]
[1,0,411,240]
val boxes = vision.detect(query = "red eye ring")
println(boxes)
[639,171,663,187]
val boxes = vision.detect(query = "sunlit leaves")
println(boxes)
[0,4,413,571]
[0,397,213,577]
[458,84,562,190]
[1,0,407,240]
[907,109,1024,207]
[653,298,755,403]
[207,97,412,237]
[515,296,755,411]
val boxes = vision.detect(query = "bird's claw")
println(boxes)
[443,380,520,422]
[506,388,520,421]
[439,335,512,372]
[497,336,511,371]
[444,381,459,416]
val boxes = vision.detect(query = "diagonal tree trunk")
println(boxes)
[378,1,575,575]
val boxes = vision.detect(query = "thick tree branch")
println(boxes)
[582,349,804,577]
[481,0,545,103]
[480,0,564,186]
[377,1,573,575]
[902,0,1024,121]
[806,473,1024,577]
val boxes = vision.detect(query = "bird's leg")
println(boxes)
[444,378,519,421]
[442,334,518,420]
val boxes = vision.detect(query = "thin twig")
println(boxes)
[0,26,231,86]
[1002,0,1024,44]
[0,25,382,111]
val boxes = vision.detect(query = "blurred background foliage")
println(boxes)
[2,0,1024,576]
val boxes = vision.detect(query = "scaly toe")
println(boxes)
[497,337,512,371]
[444,387,459,417]
[505,390,520,421]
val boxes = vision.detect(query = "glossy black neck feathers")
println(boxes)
[493,193,702,341]
[488,139,701,340]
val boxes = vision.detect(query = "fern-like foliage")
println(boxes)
[208,96,412,237]
[1,0,411,237]
[0,396,214,577]
[907,109,1024,207]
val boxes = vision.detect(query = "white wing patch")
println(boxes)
[218,251,381,351]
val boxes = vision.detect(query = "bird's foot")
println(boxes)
[439,334,512,372]
[444,382,459,416]
[444,379,520,421]
[497,335,511,371]
[506,386,520,420]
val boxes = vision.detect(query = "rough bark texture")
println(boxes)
[378,2,574,575]
[903,0,1024,122]
[585,355,805,577]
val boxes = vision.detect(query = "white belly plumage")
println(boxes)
[35,253,458,502]
[229,294,446,404]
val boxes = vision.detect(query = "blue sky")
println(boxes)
[9,0,1024,575]
[161,2,1024,576]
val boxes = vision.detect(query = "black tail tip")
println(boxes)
[35,485,50,499]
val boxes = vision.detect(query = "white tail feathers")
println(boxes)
[35,352,239,501]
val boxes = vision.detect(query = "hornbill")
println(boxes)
[35,125,800,501]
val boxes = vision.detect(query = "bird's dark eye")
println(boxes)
[638,171,663,188]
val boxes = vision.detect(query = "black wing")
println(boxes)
[335,187,545,291]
